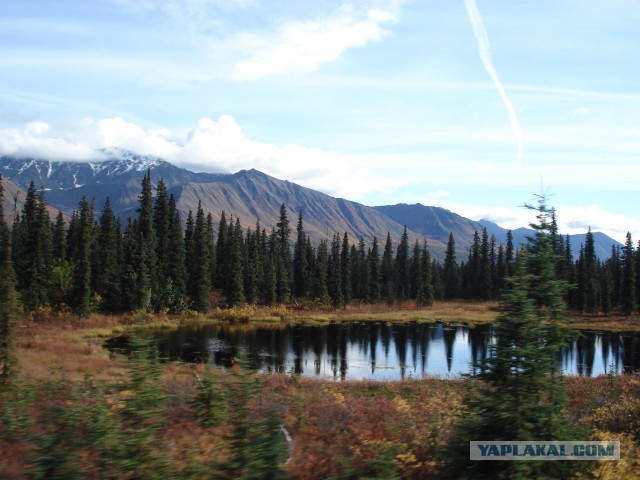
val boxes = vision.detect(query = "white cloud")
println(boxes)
[229,3,399,81]
[0,115,403,200]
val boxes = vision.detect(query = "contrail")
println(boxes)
[463,0,523,159]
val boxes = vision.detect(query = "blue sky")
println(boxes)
[1,0,639,243]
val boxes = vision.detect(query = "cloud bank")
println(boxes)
[0,116,401,200]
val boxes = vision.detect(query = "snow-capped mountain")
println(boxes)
[0,149,221,191]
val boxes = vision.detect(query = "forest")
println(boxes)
[3,171,640,318]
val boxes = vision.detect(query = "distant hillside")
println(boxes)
[369,204,620,261]
[478,220,619,260]
[372,203,485,251]
[170,169,447,258]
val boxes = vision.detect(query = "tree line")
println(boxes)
[2,172,639,317]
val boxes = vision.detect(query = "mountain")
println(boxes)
[170,169,447,257]
[0,153,619,261]
[478,220,620,261]
[370,204,620,261]
[0,154,446,258]
[1,151,223,217]
[372,203,485,251]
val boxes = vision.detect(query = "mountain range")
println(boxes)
[0,152,620,261]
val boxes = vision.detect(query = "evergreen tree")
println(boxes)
[443,233,460,300]
[244,228,260,304]
[52,211,67,262]
[608,245,621,309]
[446,197,576,479]
[153,179,170,282]
[191,202,212,312]
[215,211,229,289]
[416,241,433,308]
[136,170,157,310]
[14,183,52,310]
[410,239,421,299]
[0,232,19,384]
[381,233,395,304]
[353,238,368,301]
[205,213,217,289]
[431,260,444,301]
[583,228,599,313]
[275,204,291,302]
[395,226,410,302]
[340,232,351,306]
[94,198,121,311]
[166,195,187,310]
[312,240,330,304]
[479,229,492,300]
[328,233,344,308]
[226,217,246,307]
[463,231,481,299]
[70,196,95,317]
[367,237,381,304]
[620,232,636,315]
[505,230,515,278]
[120,219,138,311]
[184,210,196,299]
[292,212,308,299]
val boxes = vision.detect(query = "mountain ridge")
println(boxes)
[0,153,620,260]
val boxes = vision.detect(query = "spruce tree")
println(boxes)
[226,217,245,307]
[94,198,121,311]
[184,209,195,297]
[395,226,410,302]
[328,233,344,308]
[166,195,187,310]
[416,241,433,308]
[340,232,351,306]
[367,237,381,303]
[443,233,460,299]
[446,197,576,479]
[52,211,67,262]
[136,170,157,310]
[479,228,492,300]
[381,233,395,304]
[312,240,330,304]
[410,239,421,299]
[293,212,308,299]
[583,228,599,313]
[206,213,217,292]
[191,202,212,312]
[215,211,229,289]
[0,228,19,384]
[353,239,367,301]
[70,196,95,317]
[620,232,636,315]
[14,183,52,311]
[275,204,291,301]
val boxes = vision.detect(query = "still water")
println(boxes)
[142,322,639,381]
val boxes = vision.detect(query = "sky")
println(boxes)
[1,0,639,244]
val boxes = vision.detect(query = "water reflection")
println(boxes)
[148,322,640,381]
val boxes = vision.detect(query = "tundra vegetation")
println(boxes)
[0,175,639,478]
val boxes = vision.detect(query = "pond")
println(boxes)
[111,322,640,381]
